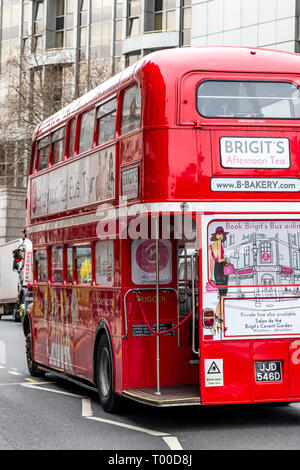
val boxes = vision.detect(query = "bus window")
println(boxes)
[79,109,95,153]
[74,245,92,284]
[51,246,63,283]
[120,84,141,134]
[35,249,48,282]
[68,118,76,158]
[97,97,117,145]
[37,136,50,170]
[197,80,300,119]
[95,240,114,285]
[52,127,65,165]
[67,246,73,283]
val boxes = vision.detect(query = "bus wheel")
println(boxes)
[96,334,121,413]
[25,332,45,377]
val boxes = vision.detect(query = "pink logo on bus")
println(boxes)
[262,252,270,262]
[135,240,170,273]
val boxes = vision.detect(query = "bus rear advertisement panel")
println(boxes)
[204,217,300,341]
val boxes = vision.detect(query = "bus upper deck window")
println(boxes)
[52,127,65,165]
[121,84,141,134]
[197,80,300,119]
[79,109,95,154]
[97,97,117,145]
[37,136,50,171]
[68,118,76,158]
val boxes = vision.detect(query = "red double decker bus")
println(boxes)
[24,46,300,412]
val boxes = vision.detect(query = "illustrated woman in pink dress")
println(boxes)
[209,226,230,335]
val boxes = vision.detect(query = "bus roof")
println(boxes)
[33,46,300,139]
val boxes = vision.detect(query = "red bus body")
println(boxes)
[24,46,300,410]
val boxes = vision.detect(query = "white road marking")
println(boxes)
[163,436,183,450]
[8,370,21,376]
[16,383,184,450]
[21,383,86,398]
[82,398,93,417]
[86,416,169,437]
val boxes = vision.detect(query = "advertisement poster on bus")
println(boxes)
[31,145,116,217]
[131,239,172,285]
[204,218,300,340]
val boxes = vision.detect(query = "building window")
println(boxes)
[260,241,272,263]
[181,0,191,46]
[127,0,141,37]
[293,251,298,268]
[55,0,75,48]
[244,246,250,266]
[144,0,176,33]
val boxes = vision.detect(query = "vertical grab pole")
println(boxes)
[155,215,161,395]
[191,250,199,356]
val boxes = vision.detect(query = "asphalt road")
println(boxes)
[1,316,300,452]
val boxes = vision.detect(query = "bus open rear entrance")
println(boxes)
[120,212,300,407]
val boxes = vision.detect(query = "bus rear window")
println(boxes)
[197,80,300,119]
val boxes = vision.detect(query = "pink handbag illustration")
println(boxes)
[206,281,218,291]
[223,263,235,275]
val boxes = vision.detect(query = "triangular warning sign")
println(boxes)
[207,361,220,374]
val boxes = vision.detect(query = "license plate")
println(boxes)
[255,361,282,382]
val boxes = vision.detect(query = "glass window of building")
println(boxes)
[145,0,176,33]
[90,0,113,59]
[181,0,191,46]
[127,0,141,36]
[55,0,75,48]
[22,1,30,37]
[121,84,141,134]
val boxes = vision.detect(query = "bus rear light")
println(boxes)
[203,309,215,328]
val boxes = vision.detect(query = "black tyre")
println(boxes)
[96,334,121,413]
[12,305,20,323]
[25,332,45,377]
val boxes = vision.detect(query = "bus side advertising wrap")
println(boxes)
[204,218,300,340]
